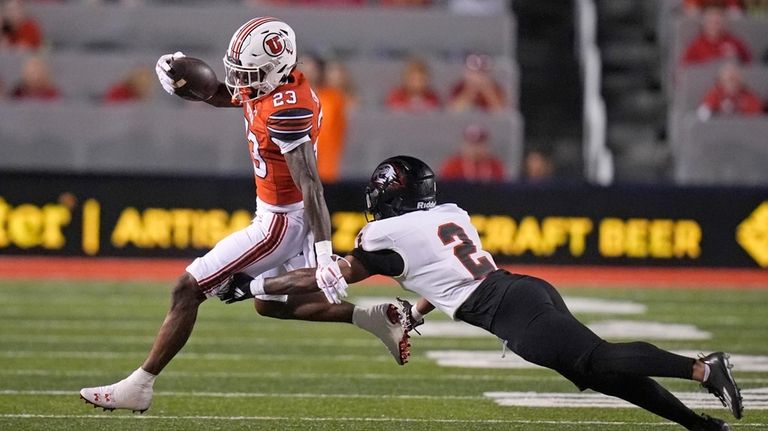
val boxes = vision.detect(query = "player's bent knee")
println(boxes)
[253,298,289,319]
[170,273,205,307]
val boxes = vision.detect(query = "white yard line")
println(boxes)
[0,334,383,348]
[0,350,390,362]
[427,350,768,372]
[355,296,647,315]
[0,368,563,382]
[485,390,768,410]
[0,414,765,428]
[5,413,765,427]
[1,389,483,400]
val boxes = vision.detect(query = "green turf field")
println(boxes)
[0,280,766,430]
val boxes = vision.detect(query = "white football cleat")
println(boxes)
[354,303,410,365]
[79,377,153,413]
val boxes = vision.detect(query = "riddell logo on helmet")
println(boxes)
[417,201,436,209]
[263,34,285,57]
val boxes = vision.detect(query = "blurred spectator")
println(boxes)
[10,55,60,100]
[247,0,364,5]
[299,54,349,183]
[82,0,145,5]
[448,53,506,112]
[324,59,358,108]
[103,66,154,104]
[697,62,763,119]
[0,0,43,50]
[385,58,441,112]
[439,124,506,183]
[523,148,555,183]
[380,0,432,6]
[682,6,752,65]
[683,0,744,17]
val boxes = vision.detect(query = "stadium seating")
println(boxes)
[26,3,516,58]
[0,3,521,180]
[674,115,768,185]
[667,64,768,158]
[0,51,518,109]
[672,63,768,113]
[0,102,524,179]
[669,16,768,72]
[660,10,768,186]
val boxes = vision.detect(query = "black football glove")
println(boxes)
[217,273,255,304]
[396,297,424,335]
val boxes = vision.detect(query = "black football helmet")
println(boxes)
[365,155,437,221]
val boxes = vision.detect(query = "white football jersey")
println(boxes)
[356,204,497,318]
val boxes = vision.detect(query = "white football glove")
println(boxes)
[155,51,185,95]
[315,241,348,304]
[316,263,346,304]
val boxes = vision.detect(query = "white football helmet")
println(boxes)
[223,17,297,103]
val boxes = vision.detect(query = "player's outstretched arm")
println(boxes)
[203,83,241,108]
[155,52,238,108]
[262,254,371,296]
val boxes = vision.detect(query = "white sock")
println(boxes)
[702,363,711,382]
[127,367,157,387]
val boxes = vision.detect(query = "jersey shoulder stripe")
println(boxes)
[267,107,314,142]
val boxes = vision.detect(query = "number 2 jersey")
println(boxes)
[354,204,497,319]
[241,70,321,211]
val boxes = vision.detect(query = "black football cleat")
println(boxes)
[689,413,731,431]
[700,352,743,419]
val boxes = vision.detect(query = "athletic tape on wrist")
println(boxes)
[315,240,333,257]
[250,277,266,296]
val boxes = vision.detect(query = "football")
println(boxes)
[168,57,219,101]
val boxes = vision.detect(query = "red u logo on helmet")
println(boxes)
[263,34,285,57]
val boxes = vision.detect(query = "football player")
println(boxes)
[236,155,742,431]
[79,18,408,413]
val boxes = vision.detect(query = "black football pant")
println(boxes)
[456,269,706,430]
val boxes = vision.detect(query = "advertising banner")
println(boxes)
[1,173,767,268]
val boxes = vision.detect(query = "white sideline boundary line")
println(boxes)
[4,414,766,427]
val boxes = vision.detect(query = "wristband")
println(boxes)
[315,240,333,257]
[249,277,266,296]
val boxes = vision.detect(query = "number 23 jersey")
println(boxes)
[242,70,321,209]
[356,204,497,318]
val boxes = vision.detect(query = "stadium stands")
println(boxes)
[674,115,768,185]
[0,103,522,179]
[665,14,768,185]
[0,2,522,180]
[27,3,516,57]
[0,51,518,108]
[597,0,768,185]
